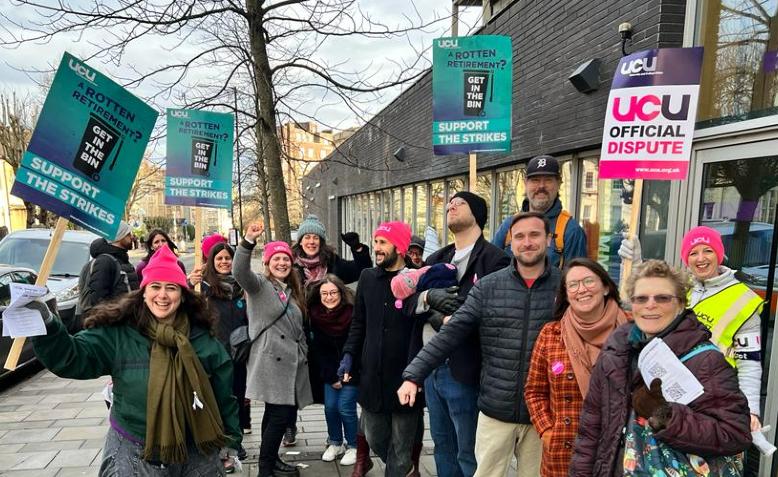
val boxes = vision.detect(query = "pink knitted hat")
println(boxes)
[680,226,725,266]
[391,266,430,305]
[202,234,226,260]
[373,221,412,255]
[263,241,293,263]
[140,246,188,288]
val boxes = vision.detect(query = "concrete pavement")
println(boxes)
[0,368,438,476]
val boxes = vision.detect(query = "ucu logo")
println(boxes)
[690,236,710,246]
[437,39,458,48]
[376,225,393,233]
[612,94,691,122]
[621,56,657,75]
[68,59,96,83]
[170,110,189,118]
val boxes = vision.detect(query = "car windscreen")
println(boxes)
[0,238,90,276]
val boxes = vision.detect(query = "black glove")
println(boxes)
[426,286,461,315]
[24,300,57,328]
[427,310,445,332]
[341,232,361,249]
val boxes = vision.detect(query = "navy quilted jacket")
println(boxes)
[403,258,560,424]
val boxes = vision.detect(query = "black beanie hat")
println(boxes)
[451,191,488,230]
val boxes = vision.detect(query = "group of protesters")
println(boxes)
[25,154,764,477]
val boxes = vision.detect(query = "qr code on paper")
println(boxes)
[647,363,667,378]
[664,382,685,401]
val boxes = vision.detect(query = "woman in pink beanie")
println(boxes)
[622,225,765,433]
[30,245,242,474]
[136,229,187,283]
[232,222,312,477]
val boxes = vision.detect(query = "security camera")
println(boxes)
[618,22,633,40]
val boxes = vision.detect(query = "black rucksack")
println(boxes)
[75,254,130,318]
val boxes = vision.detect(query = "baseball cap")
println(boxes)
[526,155,560,178]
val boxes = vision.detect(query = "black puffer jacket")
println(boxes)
[86,238,139,304]
[403,258,560,423]
[570,311,752,476]
[405,235,510,386]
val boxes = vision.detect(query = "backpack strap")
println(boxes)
[554,210,571,269]
[680,342,721,363]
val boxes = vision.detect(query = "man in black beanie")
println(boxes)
[401,192,509,477]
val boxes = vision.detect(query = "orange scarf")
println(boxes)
[560,299,628,397]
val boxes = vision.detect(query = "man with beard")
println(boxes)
[398,212,560,477]
[338,221,423,477]
[404,191,509,477]
[491,154,587,268]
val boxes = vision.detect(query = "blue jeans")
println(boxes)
[424,363,479,477]
[323,383,359,446]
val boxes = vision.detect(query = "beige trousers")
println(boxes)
[473,412,542,477]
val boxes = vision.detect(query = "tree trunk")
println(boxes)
[24,200,35,228]
[246,0,291,242]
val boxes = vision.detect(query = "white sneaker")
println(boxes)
[322,444,345,462]
[340,447,357,466]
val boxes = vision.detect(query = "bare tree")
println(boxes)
[125,157,164,219]
[3,0,444,241]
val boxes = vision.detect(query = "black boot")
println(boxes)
[274,458,300,477]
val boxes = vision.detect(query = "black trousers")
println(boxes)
[259,403,297,474]
[232,361,251,430]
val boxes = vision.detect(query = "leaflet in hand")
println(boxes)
[637,337,704,405]
[1,283,47,338]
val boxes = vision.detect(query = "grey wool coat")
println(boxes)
[233,240,313,408]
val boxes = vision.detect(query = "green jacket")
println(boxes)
[32,317,241,450]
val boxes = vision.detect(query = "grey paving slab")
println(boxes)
[22,408,79,421]
[7,450,58,470]
[53,402,106,411]
[80,439,104,450]
[0,444,24,454]
[0,405,21,413]
[0,468,59,477]
[1,420,56,430]
[54,466,100,477]
[48,449,100,468]
[0,412,31,424]
[0,428,59,445]
[39,394,93,405]
[53,427,106,442]
[51,418,106,428]
[75,407,109,419]
[19,441,85,453]
[0,396,44,407]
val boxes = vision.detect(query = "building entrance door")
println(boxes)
[688,137,778,476]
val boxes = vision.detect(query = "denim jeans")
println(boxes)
[363,408,422,477]
[424,363,479,477]
[323,383,359,446]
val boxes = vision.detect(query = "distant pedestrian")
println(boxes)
[233,223,312,477]
[32,245,242,476]
[136,229,187,283]
[406,236,425,268]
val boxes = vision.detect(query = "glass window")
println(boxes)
[559,160,574,212]
[475,173,493,238]
[446,178,466,244]
[578,158,633,281]
[404,187,414,232]
[415,184,428,236]
[495,167,526,232]
[0,273,11,306]
[430,181,445,248]
[393,188,402,221]
[640,180,672,261]
[382,190,391,222]
[697,1,778,126]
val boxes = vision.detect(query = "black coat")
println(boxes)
[343,267,423,414]
[202,280,247,348]
[309,303,356,385]
[406,235,510,386]
[87,238,139,304]
[294,244,372,286]
[403,258,560,424]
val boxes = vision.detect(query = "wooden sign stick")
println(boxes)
[4,217,68,370]
[619,179,643,297]
[469,152,477,190]
[194,207,203,294]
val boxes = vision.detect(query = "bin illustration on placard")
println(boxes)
[463,70,494,117]
[72,114,123,181]
[191,137,217,177]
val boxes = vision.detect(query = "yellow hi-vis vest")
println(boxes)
[689,282,764,367]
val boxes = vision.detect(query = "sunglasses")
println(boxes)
[630,294,678,305]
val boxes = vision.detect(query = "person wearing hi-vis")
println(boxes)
[619,225,765,432]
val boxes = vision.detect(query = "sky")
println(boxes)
[0,0,484,137]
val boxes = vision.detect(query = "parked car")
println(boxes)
[0,265,58,381]
[0,229,97,333]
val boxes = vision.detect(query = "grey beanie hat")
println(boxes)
[297,214,327,241]
[112,221,132,242]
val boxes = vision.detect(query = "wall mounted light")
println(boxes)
[393,146,407,162]
[619,22,633,57]
[569,59,601,93]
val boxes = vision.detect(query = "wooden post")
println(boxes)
[469,152,477,190]
[194,207,203,294]
[4,217,68,370]
[619,179,643,296]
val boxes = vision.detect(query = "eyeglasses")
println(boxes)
[630,294,678,305]
[446,198,468,211]
[566,276,598,292]
[320,290,340,298]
